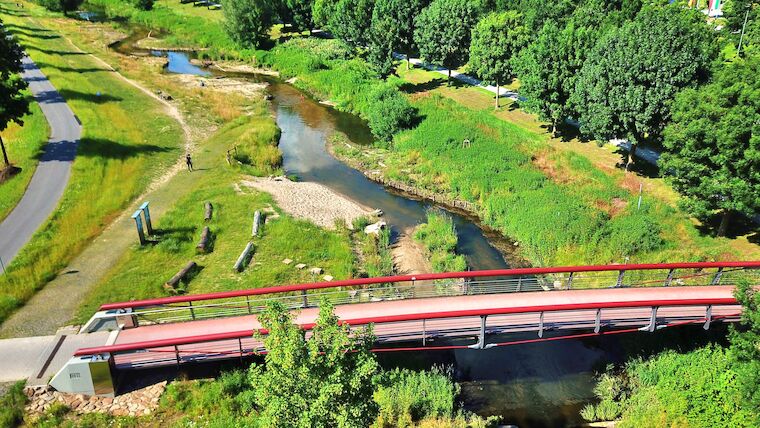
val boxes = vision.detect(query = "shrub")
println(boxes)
[365,85,416,142]
[0,381,27,428]
[134,0,153,11]
[374,367,460,427]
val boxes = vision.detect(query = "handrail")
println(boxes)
[99,261,760,311]
[79,295,740,356]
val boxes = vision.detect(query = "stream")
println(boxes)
[100,26,728,426]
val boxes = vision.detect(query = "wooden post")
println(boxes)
[139,202,153,235]
[164,261,197,293]
[131,210,145,245]
[252,211,261,237]
[204,202,213,222]
[234,242,254,272]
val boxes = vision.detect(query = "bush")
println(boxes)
[365,85,416,142]
[134,0,153,11]
[414,211,468,272]
[374,367,460,427]
[0,381,27,428]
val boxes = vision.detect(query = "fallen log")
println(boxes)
[234,242,254,272]
[196,226,211,253]
[252,210,262,237]
[164,261,197,294]
[204,202,213,222]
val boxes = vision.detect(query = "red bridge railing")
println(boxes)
[86,262,760,330]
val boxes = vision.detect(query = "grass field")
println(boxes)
[413,211,467,273]
[0,2,182,325]
[0,96,48,222]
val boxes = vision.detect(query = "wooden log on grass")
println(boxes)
[252,210,261,237]
[164,261,197,293]
[196,226,211,253]
[204,202,213,222]
[234,242,254,272]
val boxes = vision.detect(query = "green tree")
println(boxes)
[327,0,375,49]
[414,0,480,82]
[248,300,379,427]
[369,0,430,73]
[572,5,715,169]
[365,84,416,141]
[135,0,154,11]
[38,0,84,13]
[730,280,760,423]
[469,11,528,109]
[660,57,760,236]
[0,24,30,170]
[222,0,274,48]
[285,0,315,33]
[725,0,759,56]
[313,0,338,28]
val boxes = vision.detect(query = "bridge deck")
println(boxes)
[104,286,740,369]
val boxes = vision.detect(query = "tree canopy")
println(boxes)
[248,301,379,427]
[414,0,480,81]
[327,0,375,49]
[469,11,528,108]
[572,4,715,168]
[368,0,429,75]
[0,23,30,168]
[222,0,274,49]
[284,0,315,33]
[660,56,760,236]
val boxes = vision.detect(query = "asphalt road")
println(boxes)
[0,56,80,268]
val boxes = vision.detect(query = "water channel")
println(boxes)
[102,27,728,426]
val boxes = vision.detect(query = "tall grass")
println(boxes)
[0,96,48,222]
[0,381,27,427]
[413,211,467,273]
[0,8,181,324]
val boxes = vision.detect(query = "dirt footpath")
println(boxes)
[240,177,372,229]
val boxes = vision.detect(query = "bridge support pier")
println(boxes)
[468,315,495,349]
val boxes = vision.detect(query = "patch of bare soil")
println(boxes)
[205,61,280,76]
[240,176,373,229]
[392,229,432,275]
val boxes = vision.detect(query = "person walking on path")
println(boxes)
[186,153,193,172]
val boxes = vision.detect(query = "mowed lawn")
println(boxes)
[0,3,182,324]
[0,96,48,222]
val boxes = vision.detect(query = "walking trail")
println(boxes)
[0,57,81,267]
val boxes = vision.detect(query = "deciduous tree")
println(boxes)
[247,301,379,427]
[369,0,429,73]
[0,23,30,170]
[222,0,274,48]
[660,57,760,236]
[285,0,315,33]
[414,0,480,82]
[469,11,528,108]
[327,0,375,49]
[572,5,715,169]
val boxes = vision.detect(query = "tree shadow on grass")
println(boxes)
[76,138,172,160]
[58,88,123,104]
[696,212,760,240]
[27,46,89,56]
[398,77,446,95]
[32,61,109,74]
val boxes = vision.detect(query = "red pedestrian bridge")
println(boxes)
[51,261,760,396]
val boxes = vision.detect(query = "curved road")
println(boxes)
[0,57,80,268]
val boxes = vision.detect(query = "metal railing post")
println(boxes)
[238,337,244,364]
[517,275,522,292]
[174,345,181,367]
[567,272,574,289]
[663,268,675,287]
[468,315,489,349]
[538,311,544,338]
[188,301,196,320]
[422,319,426,347]
[639,306,658,332]
[246,296,252,314]
[594,308,602,334]
[301,290,309,308]
[703,305,712,330]
[711,267,724,285]
[615,270,625,288]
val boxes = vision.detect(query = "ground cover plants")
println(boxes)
[413,211,467,273]
[0,3,182,325]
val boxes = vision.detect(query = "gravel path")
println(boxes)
[241,177,372,229]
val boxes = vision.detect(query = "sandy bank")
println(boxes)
[240,177,372,229]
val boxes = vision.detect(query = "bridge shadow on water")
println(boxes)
[112,323,730,427]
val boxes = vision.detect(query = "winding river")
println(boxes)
[103,29,728,427]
